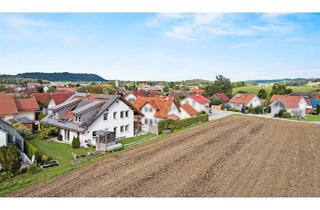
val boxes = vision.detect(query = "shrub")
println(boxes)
[282,112,291,118]
[37,113,46,121]
[278,109,287,118]
[316,104,320,115]
[210,97,223,106]
[39,124,59,139]
[0,172,14,183]
[0,145,21,174]
[13,122,32,139]
[27,163,40,174]
[72,136,80,149]
[41,154,49,163]
[254,106,264,114]
[24,140,39,159]
[158,114,208,134]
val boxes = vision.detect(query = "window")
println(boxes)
[149,119,153,125]
[144,118,148,124]
[113,112,117,119]
[120,111,124,118]
[92,131,97,138]
[113,127,117,133]
[149,107,153,112]
[120,126,124,132]
[125,110,129,117]
[144,107,148,112]
[103,113,108,120]
[75,115,81,122]
[125,125,129,131]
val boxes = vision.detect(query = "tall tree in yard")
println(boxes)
[258,89,268,99]
[270,83,292,96]
[0,145,21,174]
[204,75,233,98]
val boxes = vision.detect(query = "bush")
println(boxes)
[24,140,39,159]
[0,145,21,174]
[277,109,287,118]
[282,112,291,118]
[0,172,14,183]
[39,124,59,139]
[210,97,223,106]
[254,106,264,114]
[72,136,80,149]
[316,104,320,115]
[27,163,40,174]
[158,114,208,134]
[37,113,46,121]
[13,122,32,139]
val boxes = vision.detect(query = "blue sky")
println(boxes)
[0,13,319,81]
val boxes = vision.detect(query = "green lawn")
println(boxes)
[118,133,156,145]
[290,114,320,122]
[233,86,319,95]
[0,136,95,196]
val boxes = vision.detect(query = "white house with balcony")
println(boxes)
[42,93,143,147]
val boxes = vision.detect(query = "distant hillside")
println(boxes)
[245,78,319,84]
[18,72,106,82]
[0,74,38,84]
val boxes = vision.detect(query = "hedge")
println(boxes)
[24,141,39,159]
[158,114,208,134]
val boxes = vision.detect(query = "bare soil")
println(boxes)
[13,116,320,197]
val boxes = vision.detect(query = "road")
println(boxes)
[13,115,320,197]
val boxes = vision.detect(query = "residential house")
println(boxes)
[0,118,24,151]
[168,90,189,101]
[211,92,230,104]
[56,86,77,93]
[125,91,147,104]
[42,93,142,147]
[228,93,261,111]
[134,96,181,133]
[0,94,39,128]
[270,95,308,117]
[180,94,211,113]
[180,104,198,119]
[32,92,74,115]
[145,85,163,96]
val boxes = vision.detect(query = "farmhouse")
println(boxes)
[134,96,181,133]
[42,93,143,147]
[32,92,73,115]
[180,94,211,113]
[270,95,308,117]
[0,93,39,128]
[228,93,261,111]
[124,91,147,104]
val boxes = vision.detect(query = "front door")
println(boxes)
[65,129,70,141]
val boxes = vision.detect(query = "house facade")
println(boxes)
[0,93,39,124]
[228,93,261,111]
[0,119,24,151]
[134,96,181,133]
[124,92,147,104]
[270,95,308,117]
[180,94,210,113]
[42,93,142,147]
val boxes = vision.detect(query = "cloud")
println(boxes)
[148,13,298,41]
[0,15,53,40]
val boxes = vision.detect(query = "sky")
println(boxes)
[0,13,319,82]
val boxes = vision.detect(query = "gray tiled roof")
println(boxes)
[0,119,24,140]
[50,98,80,111]
[42,117,85,132]
[72,101,104,115]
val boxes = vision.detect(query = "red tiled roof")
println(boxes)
[213,92,230,103]
[191,88,205,94]
[229,93,256,105]
[32,92,73,106]
[56,87,77,93]
[190,94,210,104]
[0,94,18,115]
[134,96,177,119]
[32,93,51,105]
[270,95,305,109]
[180,103,198,117]
[51,92,73,105]
[167,114,180,121]
[15,98,39,111]
[131,92,147,97]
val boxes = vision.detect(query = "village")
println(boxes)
[0,74,320,195]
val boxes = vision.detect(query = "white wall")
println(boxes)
[181,97,209,113]
[140,103,157,132]
[47,99,56,115]
[247,96,261,108]
[0,129,7,147]
[15,111,36,121]
[81,99,135,145]
[124,93,137,104]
